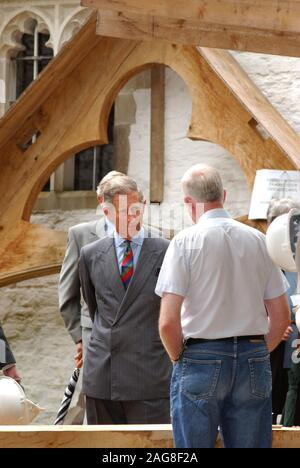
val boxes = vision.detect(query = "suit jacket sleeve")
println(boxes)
[58,228,82,344]
[0,324,16,370]
[79,248,97,323]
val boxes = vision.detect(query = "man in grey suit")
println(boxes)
[58,171,124,422]
[59,171,124,358]
[79,176,172,424]
[0,324,21,382]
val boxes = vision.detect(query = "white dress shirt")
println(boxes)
[155,209,288,339]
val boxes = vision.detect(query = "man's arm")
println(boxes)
[79,248,97,323]
[159,293,185,362]
[264,293,291,352]
[58,229,82,345]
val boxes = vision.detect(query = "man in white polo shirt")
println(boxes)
[156,164,290,449]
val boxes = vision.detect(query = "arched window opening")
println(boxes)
[13,27,53,99]
[74,106,115,191]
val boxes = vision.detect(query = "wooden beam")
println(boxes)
[1,425,300,448]
[198,47,300,168]
[0,425,174,449]
[0,223,66,287]
[86,1,300,56]
[96,10,300,57]
[82,0,300,29]
[150,65,165,203]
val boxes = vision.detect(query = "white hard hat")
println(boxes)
[266,210,300,272]
[0,376,43,425]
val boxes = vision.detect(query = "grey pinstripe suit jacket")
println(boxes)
[59,218,107,344]
[79,232,172,401]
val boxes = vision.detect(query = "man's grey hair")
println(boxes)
[96,171,125,197]
[181,164,224,203]
[102,175,144,204]
[267,198,300,225]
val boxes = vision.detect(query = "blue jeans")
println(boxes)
[171,338,272,448]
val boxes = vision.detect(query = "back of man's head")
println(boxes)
[181,164,224,203]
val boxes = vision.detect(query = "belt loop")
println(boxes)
[234,336,238,358]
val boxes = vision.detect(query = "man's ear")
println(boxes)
[184,196,192,204]
[102,205,109,217]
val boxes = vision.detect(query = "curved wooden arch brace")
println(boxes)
[0,14,299,286]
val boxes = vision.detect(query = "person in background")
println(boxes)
[156,164,290,448]
[58,170,124,423]
[266,198,300,426]
[0,323,21,383]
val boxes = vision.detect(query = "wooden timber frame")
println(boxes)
[1,12,300,286]
[1,425,300,448]
[83,0,300,58]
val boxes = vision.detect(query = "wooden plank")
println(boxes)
[95,9,300,57]
[1,425,300,448]
[272,426,300,449]
[82,0,300,30]
[0,425,174,449]
[150,65,165,203]
[0,223,66,287]
[85,0,300,56]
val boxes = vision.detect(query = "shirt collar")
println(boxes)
[114,227,145,247]
[198,208,231,223]
[104,217,115,236]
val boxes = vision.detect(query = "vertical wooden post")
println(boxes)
[150,65,165,203]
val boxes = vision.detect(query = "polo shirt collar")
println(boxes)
[198,208,231,223]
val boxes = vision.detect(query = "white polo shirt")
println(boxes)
[155,209,288,339]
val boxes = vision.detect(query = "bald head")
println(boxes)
[181,164,224,203]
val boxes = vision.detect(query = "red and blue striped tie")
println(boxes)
[121,240,134,289]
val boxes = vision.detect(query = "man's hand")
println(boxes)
[75,341,83,368]
[282,325,294,342]
[3,365,21,383]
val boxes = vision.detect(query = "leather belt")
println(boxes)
[186,335,265,345]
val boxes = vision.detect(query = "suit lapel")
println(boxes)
[99,238,125,304]
[113,237,161,325]
[88,220,102,244]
